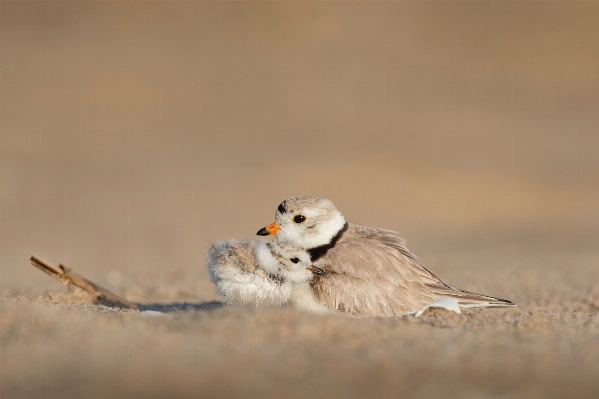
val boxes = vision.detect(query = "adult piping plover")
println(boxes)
[207,239,329,313]
[257,196,515,316]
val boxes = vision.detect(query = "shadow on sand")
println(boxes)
[138,301,225,313]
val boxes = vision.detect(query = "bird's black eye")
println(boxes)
[290,258,300,264]
[293,215,306,223]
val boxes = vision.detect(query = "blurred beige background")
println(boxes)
[1,2,599,399]
[2,1,597,290]
[1,0,598,300]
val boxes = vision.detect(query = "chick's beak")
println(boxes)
[256,222,281,236]
[308,265,325,276]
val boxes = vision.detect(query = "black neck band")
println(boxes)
[307,222,348,262]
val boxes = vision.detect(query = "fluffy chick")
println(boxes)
[207,239,328,313]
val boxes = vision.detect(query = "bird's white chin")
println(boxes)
[279,269,311,284]
[275,228,304,247]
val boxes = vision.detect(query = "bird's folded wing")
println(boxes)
[312,239,440,315]
[313,227,514,315]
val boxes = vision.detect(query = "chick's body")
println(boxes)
[207,239,328,313]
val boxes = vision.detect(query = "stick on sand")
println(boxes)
[29,255,138,309]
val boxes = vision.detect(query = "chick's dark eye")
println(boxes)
[293,215,306,223]
[290,258,300,264]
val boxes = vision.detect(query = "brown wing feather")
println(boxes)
[311,224,514,316]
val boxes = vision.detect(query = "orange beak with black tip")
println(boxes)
[256,222,281,236]
[257,222,281,236]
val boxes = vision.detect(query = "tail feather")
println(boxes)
[427,282,516,309]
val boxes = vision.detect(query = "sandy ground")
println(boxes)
[3,235,599,399]
[2,1,599,398]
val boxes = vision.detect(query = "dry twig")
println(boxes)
[29,255,138,309]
